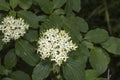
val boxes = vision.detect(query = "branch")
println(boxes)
[103,0,112,35]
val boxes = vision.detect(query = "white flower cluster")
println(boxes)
[37,28,78,66]
[0,16,29,43]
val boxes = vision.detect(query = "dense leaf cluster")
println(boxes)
[0,0,120,80]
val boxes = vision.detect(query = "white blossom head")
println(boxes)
[0,16,29,43]
[37,28,78,66]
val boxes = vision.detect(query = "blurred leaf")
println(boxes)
[41,15,64,30]
[38,15,48,22]
[85,69,99,80]
[102,37,120,55]
[81,41,94,49]
[0,36,4,51]
[10,71,31,80]
[85,28,109,43]
[63,16,88,42]
[4,49,17,69]
[89,47,110,74]
[36,0,53,14]
[77,44,90,57]
[9,11,16,17]
[53,9,65,15]
[95,78,107,80]
[72,0,81,12]
[24,29,38,42]
[53,0,66,9]
[2,78,13,80]
[0,65,10,75]
[41,15,83,43]
[19,0,32,9]
[32,62,51,80]
[66,16,88,33]
[65,0,73,15]
[9,0,19,9]
[65,0,81,14]
[17,10,39,28]
[62,52,86,80]
[15,39,39,66]
[0,0,10,11]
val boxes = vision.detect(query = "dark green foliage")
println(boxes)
[0,0,119,80]
[15,39,39,66]
[89,47,110,74]
[32,62,52,80]
[4,49,17,69]
[10,71,31,80]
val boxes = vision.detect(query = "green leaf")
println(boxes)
[65,0,81,14]
[53,0,66,9]
[36,0,53,14]
[9,11,16,17]
[89,47,110,74]
[17,10,39,28]
[38,15,48,22]
[41,15,64,30]
[24,29,38,42]
[32,62,52,80]
[10,71,31,80]
[81,41,94,49]
[85,28,109,43]
[15,39,39,66]
[62,53,86,80]
[19,0,32,9]
[53,9,65,15]
[72,0,81,12]
[10,0,19,9]
[101,37,120,55]
[85,69,99,80]
[0,0,10,11]
[4,49,17,69]
[64,16,88,33]
[95,78,107,80]
[63,16,87,42]
[2,78,13,80]
[65,0,73,15]
[77,44,90,57]
[0,65,10,75]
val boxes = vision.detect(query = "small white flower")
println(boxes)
[37,28,78,66]
[0,16,29,43]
